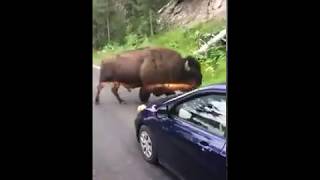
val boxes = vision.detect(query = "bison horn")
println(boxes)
[184,60,191,71]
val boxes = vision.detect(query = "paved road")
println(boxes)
[93,67,177,180]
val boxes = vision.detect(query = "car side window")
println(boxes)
[173,93,226,137]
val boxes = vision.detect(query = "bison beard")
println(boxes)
[94,47,202,104]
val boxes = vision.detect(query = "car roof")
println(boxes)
[199,83,226,92]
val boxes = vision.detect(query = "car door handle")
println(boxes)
[199,141,209,146]
[199,141,211,152]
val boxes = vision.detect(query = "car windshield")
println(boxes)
[176,93,226,137]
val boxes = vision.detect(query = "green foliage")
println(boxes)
[201,58,226,86]
[198,46,226,67]
[125,34,140,47]
[199,46,226,86]
[93,0,170,49]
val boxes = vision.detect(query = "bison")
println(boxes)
[94,47,202,104]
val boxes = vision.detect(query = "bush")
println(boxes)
[124,34,140,48]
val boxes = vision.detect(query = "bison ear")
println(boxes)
[184,60,191,71]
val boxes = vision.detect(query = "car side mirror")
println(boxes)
[156,105,169,119]
[178,108,192,119]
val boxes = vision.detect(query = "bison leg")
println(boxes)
[125,87,131,92]
[139,87,151,103]
[112,82,125,104]
[153,92,162,97]
[165,91,176,96]
[95,83,105,105]
[121,83,132,92]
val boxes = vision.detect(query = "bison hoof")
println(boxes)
[119,100,126,104]
[165,92,176,96]
[95,98,100,105]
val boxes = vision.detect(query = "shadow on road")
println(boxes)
[133,142,179,180]
[156,165,179,180]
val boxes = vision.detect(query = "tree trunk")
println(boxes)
[107,13,110,42]
[106,0,110,42]
[149,9,154,36]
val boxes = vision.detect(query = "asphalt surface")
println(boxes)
[92,67,177,180]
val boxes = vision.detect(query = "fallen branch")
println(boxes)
[158,0,175,14]
[194,29,226,54]
[199,38,208,46]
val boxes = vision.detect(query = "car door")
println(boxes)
[156,92,227,180]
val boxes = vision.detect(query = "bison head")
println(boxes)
[183,56,202,87]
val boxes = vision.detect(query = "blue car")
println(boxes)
[135,84,227,180]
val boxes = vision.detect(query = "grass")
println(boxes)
[93,19,226,87]
[202,60,226,86]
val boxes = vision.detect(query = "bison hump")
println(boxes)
[140,53,186,84]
